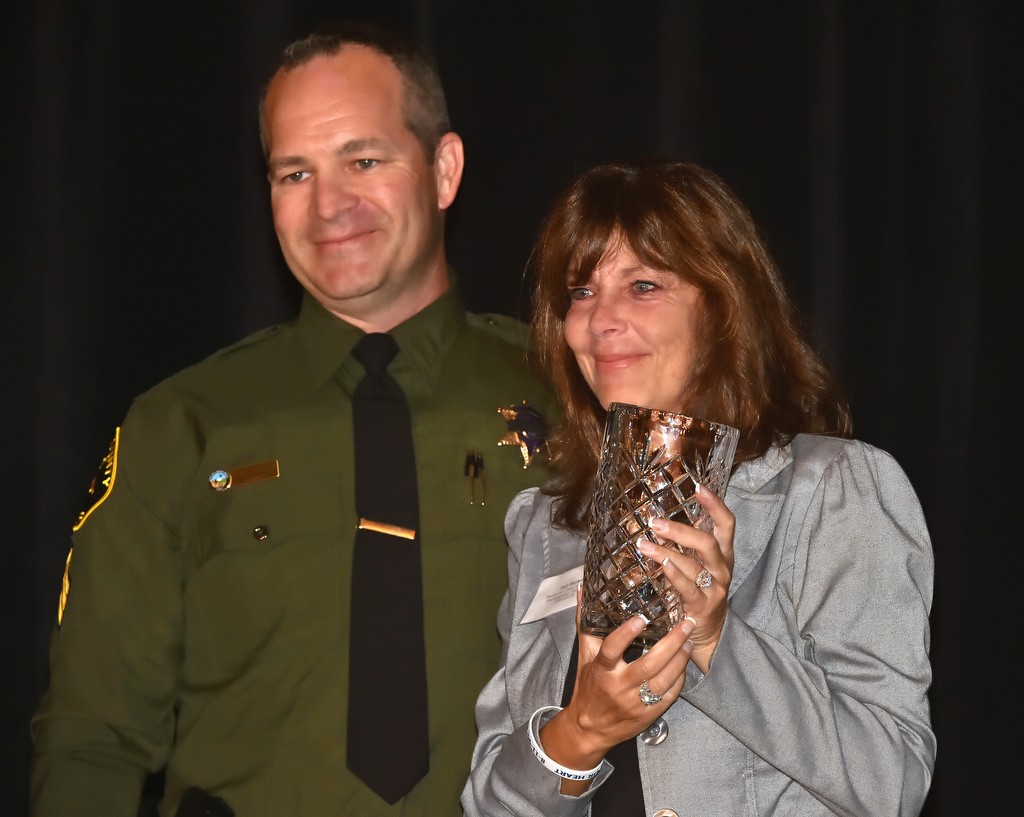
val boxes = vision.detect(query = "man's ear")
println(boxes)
[434,132,465,210]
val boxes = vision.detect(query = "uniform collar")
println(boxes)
[297,283,465,397]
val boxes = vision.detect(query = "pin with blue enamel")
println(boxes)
[497,401,550,468]
[208,461,280,492]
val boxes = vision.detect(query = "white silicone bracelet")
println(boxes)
[527,706,603,782]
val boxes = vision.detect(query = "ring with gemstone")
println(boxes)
[695,568,713,590]
[638,680,663,706]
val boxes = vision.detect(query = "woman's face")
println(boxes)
[564,242,701,412]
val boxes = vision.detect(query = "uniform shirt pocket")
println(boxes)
[183,466,347,687]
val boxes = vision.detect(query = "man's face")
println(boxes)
[262,46,463,331]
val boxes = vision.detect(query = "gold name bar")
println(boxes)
[231,460,281,485]
[357,518,416,540]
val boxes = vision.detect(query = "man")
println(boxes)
[30,20,556,816]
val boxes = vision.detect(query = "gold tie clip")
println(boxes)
[357,518,416,540]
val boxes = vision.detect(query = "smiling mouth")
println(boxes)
[594,354,638,368]
[313,225,379,246]
[316,235,370,248]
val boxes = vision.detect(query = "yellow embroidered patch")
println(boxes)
[73,428,119,532]
[61,429,120,628]
[57,548,72,627]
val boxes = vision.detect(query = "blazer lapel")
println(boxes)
[541,522,588,673]
[725,445,790,599]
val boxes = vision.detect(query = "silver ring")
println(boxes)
[638,680,663,706]
[695,568,713,590]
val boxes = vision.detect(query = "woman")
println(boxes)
[462,160,935,816]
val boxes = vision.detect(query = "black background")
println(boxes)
[4,1,1016,813]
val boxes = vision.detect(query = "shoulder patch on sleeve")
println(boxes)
[57,547,72,627]
[73,428,120,532]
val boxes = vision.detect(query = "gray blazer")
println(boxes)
[463,434,935,817]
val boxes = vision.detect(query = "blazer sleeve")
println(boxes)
[684,438,936,816]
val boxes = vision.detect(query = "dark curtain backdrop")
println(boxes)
[4,1,1016,814]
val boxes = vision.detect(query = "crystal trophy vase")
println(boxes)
[580,402,739,648]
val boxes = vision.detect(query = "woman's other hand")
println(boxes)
[538,590,696,793]
[638,482,735,673]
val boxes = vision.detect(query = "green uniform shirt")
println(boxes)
[31,287,558,816]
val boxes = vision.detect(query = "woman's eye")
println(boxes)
[567,287,592,301]
[633,280,657,294]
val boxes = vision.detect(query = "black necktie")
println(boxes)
[562,634,645,816]
[347,333,429,804]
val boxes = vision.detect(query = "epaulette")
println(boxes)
[465,311,531,348]
[204,323,286,362]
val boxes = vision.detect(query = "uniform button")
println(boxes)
[652,810,679,817]
[641,716,668,746]
[252,525,269,541]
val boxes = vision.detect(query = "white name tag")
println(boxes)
[520,564,583,624]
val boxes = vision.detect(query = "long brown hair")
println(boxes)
[530,160,852,530]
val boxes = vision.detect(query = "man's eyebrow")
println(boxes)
[267,138,390,175]
[267,155,306,175]
[335,137,388,155]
